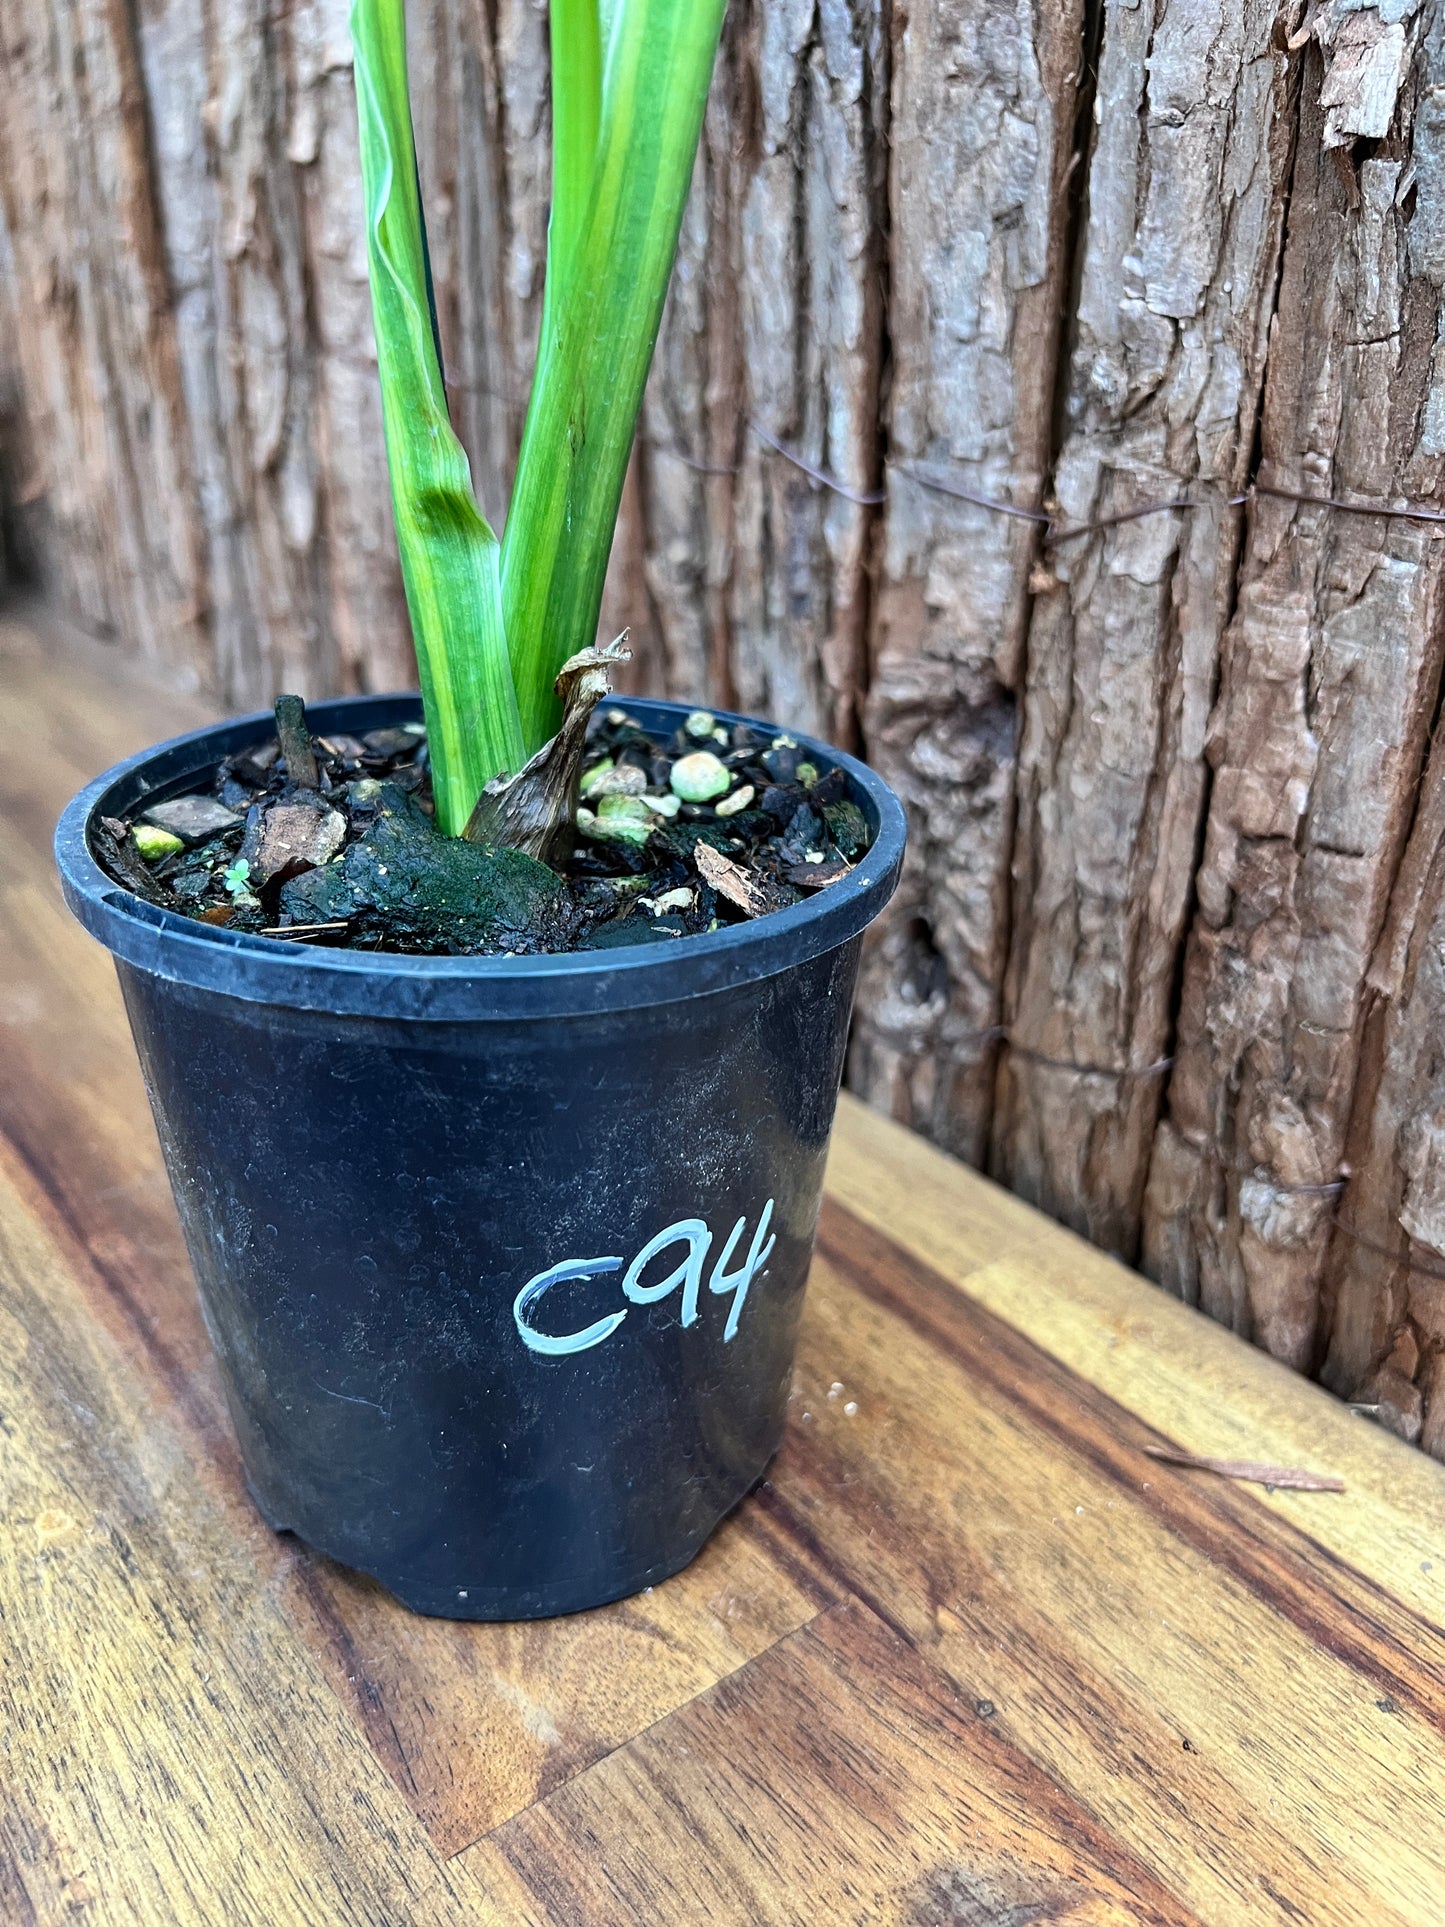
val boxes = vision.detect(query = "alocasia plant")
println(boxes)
[350,0,728,838]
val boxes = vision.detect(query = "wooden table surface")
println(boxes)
[3,610,1444,1926]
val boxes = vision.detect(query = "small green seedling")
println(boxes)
[350,0,728,839]
[222,857,257,904]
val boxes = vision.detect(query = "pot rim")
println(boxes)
[55,693,906,1020]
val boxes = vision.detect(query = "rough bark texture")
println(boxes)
[846,0,1084,1168]
[0,0,208,682]
[9,0,1445,1452]
[992,0,1298,1255]
[1321,713,1445,1450]
[632,0,890,746]
[1309,7,1445,1451]
[1144,2,1445,1383]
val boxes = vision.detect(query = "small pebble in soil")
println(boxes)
[670,751,731,803]
[577,795,664,846]
[240,791,347,885]
[141,795,242,844]
[715,783,755,818]
[588,763,649,798]
[316,734,367,764]
[361,726,424,758]
[133,824,184,863]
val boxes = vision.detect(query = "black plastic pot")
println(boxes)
[56,694,905,1619]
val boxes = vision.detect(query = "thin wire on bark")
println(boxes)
[708,427,1445,542]
[1329,1217,1445,1285]
[437,380,1445,537]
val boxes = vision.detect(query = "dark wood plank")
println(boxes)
[285,1508,833,1854]
[812,1203,1445,1722]
[827,1089,1445,1634]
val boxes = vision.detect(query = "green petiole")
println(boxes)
[350,0,727,835]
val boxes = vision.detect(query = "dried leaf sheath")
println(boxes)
[464,639,631,859]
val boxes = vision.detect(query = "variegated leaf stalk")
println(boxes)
[350,0,727,836]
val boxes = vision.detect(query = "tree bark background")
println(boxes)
[5,0,1445,1451]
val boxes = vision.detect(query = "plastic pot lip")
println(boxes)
[55,692,906,1021]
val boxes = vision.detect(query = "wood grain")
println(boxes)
[0,1140,502,1927]
[3,611,1445,1921]
[479,1601,1202,1927]
[755,1213,1445,1927]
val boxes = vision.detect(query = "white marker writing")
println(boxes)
[512,1255,625,1356]
[708,1200,776,1342]
[512,1203,776,1357]
[623,1218,711,1325]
